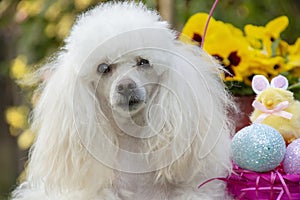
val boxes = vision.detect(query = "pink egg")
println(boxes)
[283,138,300,174]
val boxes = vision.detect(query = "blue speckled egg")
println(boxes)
[232,123,286,172]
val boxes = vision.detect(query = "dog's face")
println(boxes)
[94,54,163,119]
[73,28,174,139]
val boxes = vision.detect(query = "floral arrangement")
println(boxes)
[181,13,300,98]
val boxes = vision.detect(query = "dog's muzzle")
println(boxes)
[115,78,145,110]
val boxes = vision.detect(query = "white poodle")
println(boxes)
[12,2,234,200]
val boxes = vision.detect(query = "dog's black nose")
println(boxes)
[117,78,137,96]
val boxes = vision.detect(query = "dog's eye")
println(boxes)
[137,58,150,68]
[97,63,111,74]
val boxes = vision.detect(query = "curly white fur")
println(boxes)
[12,2,234,200]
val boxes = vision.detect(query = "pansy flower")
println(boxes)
[245,16,289,57]
[284,38,300,75]
[182,13,251,82]
[181,13,299,94]
[204,24,250,82]
[181,13,217,48]
[244,56,286,84]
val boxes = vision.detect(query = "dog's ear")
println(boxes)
[26,57,114,191]
[155,42,234,185]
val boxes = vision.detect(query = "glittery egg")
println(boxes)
[232,123,286,172]
[283,138,300,174]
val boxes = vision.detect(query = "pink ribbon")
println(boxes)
[252,100,293,123]
[236,170,293,200]
[198,163,298,200]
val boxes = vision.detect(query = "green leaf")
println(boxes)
[289,82,300,101]
[271,38,281,57]
[288,82,300,90]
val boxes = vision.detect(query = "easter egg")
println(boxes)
[232,123,286,172]
[283,138,300,174]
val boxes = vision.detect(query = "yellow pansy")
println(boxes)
[288,37,300,54]
[284,38,300,73]
[181,13,299,90]
[181,13,216,48]
[181,12,251,82]
[245,16,289,57]
[225,23,244,37]
[244,25,265,50]
[265,16,289,39]
[205,37,249,82]
[204,22,251,82]
[286,54,300,68]
[247,56,285,77]
[276,40,289,57]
